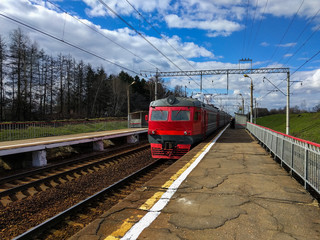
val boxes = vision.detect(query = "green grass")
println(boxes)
[0,120,127,142]
[256,112,320,144]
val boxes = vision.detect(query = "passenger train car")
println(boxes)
[147,96,230,159]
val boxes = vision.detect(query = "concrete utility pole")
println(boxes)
[127,81,136,128]
[244,74,253,123]
[200,72,203,93]
[239,93,244,114]
[155,69,158,100]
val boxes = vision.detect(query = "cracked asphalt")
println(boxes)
[70,128,320,240]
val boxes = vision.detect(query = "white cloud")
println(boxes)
[277,42,297,47]
[0,0,319,114]
[260,0,320,20]
[165,14,243,37]
[0,0,216,74]
[83,0,171,17]
[284,53,293,58]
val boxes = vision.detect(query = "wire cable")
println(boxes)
[0,12,140,75]
[269,0,305,61]
[260,48,320,99]
[241,0,250,57]
[283,23,320,65]
[46,0,158,70]
[249,0,269,57]
[277,7,320,65]
[123,0,211,94]
[245,0,259,57]
[97,0,189,74]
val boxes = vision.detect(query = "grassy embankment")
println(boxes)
[256,112,320,144]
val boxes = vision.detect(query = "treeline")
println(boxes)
[0,28,184,121]
[252,103,320,119]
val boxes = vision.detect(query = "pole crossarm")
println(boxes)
[152,67,289,77]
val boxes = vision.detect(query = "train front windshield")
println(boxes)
[171,110,190,121]
[151,109,190,121]
[151,110,168,121]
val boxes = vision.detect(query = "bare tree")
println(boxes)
[0,35,6,121]
[9,28,30,120]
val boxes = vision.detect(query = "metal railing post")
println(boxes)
[304,148,308,189]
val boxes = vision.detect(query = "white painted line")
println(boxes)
[121,124,229,240]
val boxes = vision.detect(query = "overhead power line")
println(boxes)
[245,0,259,57]
[0,12,140,75]
[124,0,195,70]
[241,0,250,57]
[98,0,209,93]
[269,0,305,61]
[283,22,320,65]
[97,0,185,73]
[260,47,320,100]
[291,49,320,76]
[249,0,269,57]
[46,0,158,70]
[124,0,209,93]
[277,7,320,65]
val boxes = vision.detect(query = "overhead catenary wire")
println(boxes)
[124,0,195,70]
[277,7,320,65]
[97,0,196,80]
[245,0,259,57]
[268,0,305,62]
[259,48,320,100]
[283,22,320,65]
[123,0,212,95]
[0,12,140,75]
[248,0,269,57]
[241,0,250,57]
[46,0,158,70]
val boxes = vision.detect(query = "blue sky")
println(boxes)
[0,0,319,113]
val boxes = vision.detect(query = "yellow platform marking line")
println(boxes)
[105,141,213,240]
[105,215,143,240]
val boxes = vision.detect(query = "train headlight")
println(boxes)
[152,130,155,135]
[184,131,187,135]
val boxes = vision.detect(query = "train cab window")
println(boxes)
[151,110,168,121]
[172,110,190,121]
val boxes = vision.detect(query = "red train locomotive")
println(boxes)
[147,96,230,159]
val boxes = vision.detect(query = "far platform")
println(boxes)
[0,128,147,166]
[70,127,320,240]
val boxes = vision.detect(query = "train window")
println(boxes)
[151,110,168,121]
[172,110,190,121]
[194,112,200,121]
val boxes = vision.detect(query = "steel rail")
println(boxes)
[12,158,161,240]
[0,143,149,185]
[0,144,150,199]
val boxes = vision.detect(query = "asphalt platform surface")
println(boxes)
[70,128,320,240]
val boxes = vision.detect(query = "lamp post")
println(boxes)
[244,74,253,123]
[238,93,244,114]
[127,81,136,128]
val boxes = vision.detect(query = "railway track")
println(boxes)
[0,143,172,240]
[13,158,172,240]
[0,143,149,206]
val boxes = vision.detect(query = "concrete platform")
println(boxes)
[0,128,147,166]
[70,127,320,240]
